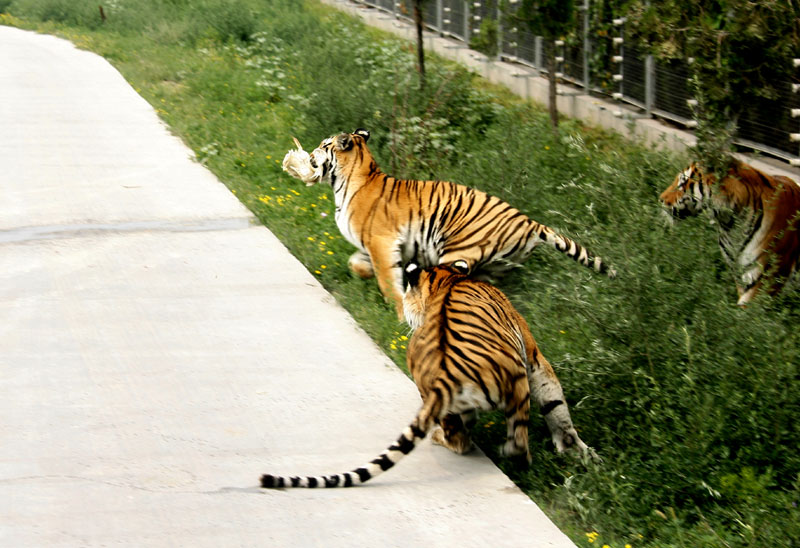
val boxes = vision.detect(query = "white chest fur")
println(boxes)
[332,183,363,251]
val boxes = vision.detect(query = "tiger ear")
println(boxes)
[451,260,470,275]
[403,262,421,291]
[353,128,370,142]
[336,133,354,151]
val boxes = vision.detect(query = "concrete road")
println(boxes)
[0,26,577,547]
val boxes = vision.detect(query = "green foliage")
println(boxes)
[515,0,575,39]
[5,1,800,546]
[470,14,499,58]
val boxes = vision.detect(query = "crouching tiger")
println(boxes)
[260,261,592,489]
[660,160,800,305]
[282,129,615,320]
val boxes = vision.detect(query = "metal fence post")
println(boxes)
[791,58,800,166]
[645,54,655,116]
[442,1,452,36]
[496,1,503,61]
[555,40,565,79]
[611,17,624,116]
[463,0,470,43]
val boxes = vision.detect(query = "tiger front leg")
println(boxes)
[736,262,765,306]
[368,240,405,320]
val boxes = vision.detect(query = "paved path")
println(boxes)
[0,26,576,547]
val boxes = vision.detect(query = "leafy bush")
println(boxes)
[470,16,499,58]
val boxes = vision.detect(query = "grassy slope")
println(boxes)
[3,1,799,546]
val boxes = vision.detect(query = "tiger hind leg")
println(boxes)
[501,376,532,464]
[431,414,474,455]
[348,251,374,279]
[529,354,591,455]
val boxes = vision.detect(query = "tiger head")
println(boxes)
[659,162,714,219]
[286,128,373,186]
[402,260,470,330]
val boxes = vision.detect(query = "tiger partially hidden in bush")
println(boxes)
[282,129,615,320]
[260,261,591,489]
[660,160,800,305]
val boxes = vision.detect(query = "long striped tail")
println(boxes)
[538,225,616,278]
[260,416,431,489]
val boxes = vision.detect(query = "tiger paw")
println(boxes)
[500,441,532,465]
[431,426,474,455]
[348,251,374,279]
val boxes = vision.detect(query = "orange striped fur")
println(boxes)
[660,160,800,305]
[260,261,591,489]
[285,129,615,319]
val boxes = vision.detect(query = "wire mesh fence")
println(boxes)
[346,0,800,164]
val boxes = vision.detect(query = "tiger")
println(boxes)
[660,160,800,305]
[260,260,591,489]
[282,128,615,320]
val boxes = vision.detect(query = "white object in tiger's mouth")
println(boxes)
[281,136,321,186]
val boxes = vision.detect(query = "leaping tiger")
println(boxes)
[660,160,800,305]
[260,260,592,489]
[282,129,615,320]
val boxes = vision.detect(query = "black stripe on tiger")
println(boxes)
[540,400,564,416]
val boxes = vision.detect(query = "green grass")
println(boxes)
[3,1,799,546]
